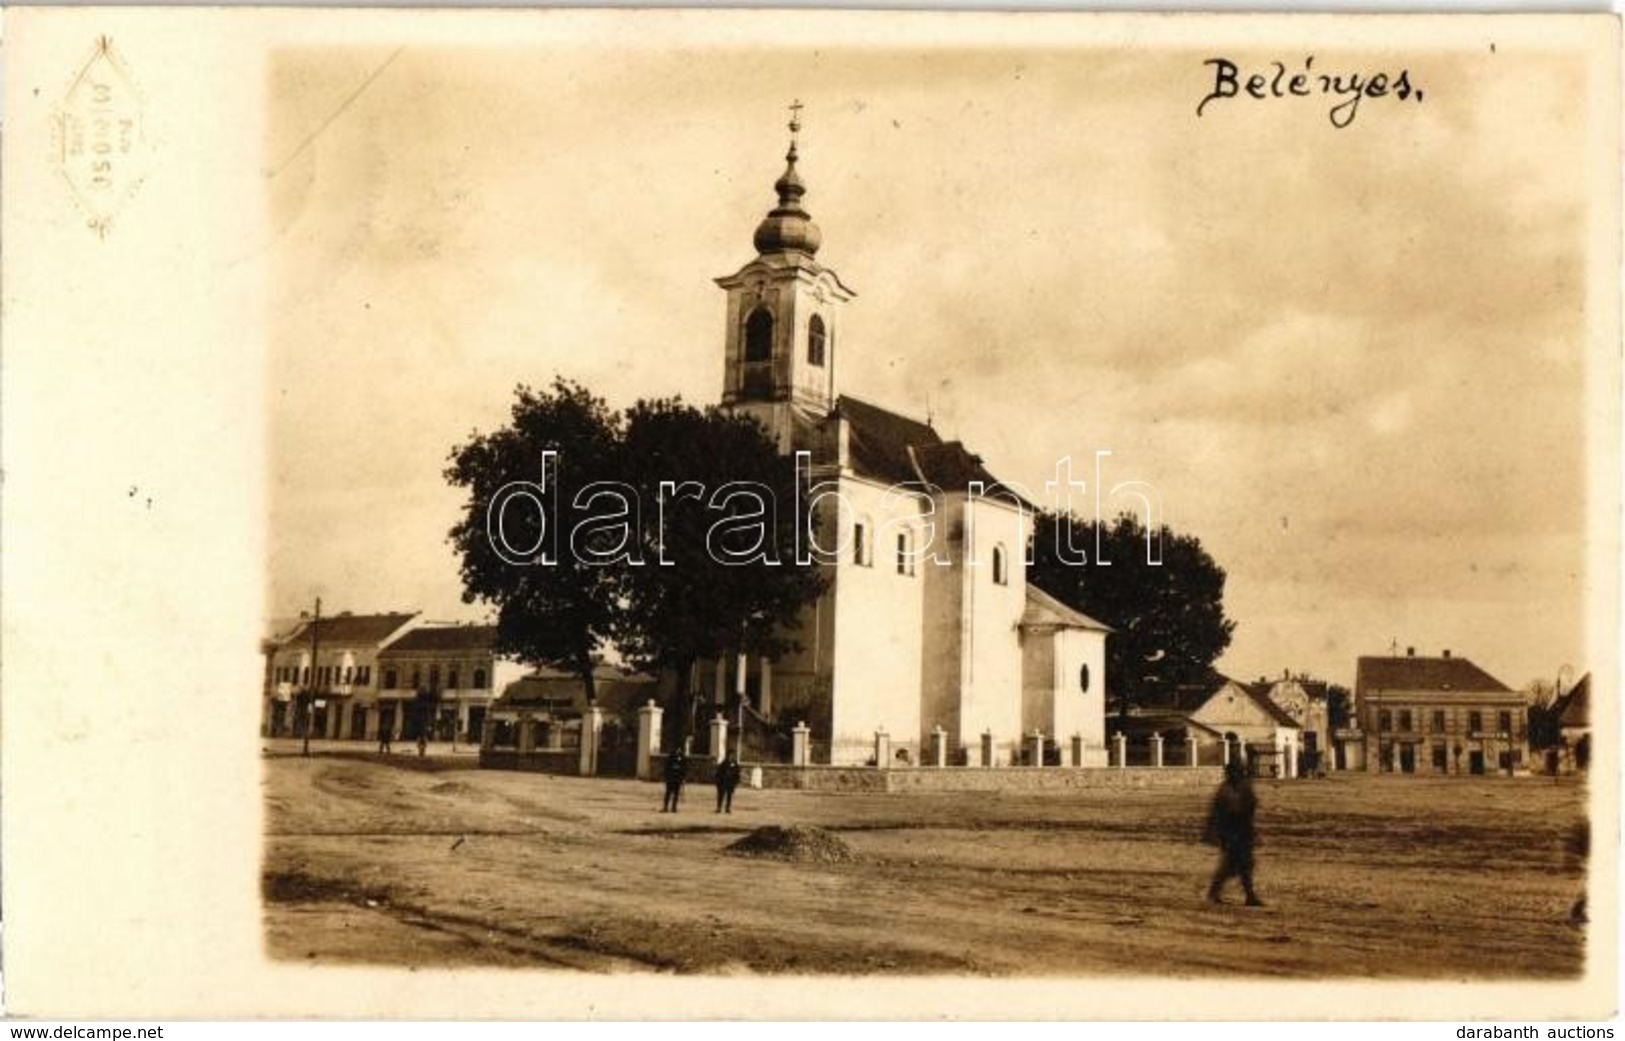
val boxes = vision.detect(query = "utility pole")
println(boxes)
[303,596,321,758]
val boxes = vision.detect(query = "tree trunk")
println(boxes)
[577,650,597,706]
[670,655,697,743]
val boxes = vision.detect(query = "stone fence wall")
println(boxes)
[479,748,580,776]
[647,754,1223,792]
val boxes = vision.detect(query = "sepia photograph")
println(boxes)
[1,7,1619,1021]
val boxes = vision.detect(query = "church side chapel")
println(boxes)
[692,107,1111,767]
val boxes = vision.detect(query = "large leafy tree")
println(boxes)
[1029,511,1235,716]
[444,378,623,702]
[616,398,826,738]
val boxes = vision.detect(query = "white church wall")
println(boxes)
[955,497,1028,764]
[1019,629,1055,737]
[1059,628,1108,765]
[918,495,965,755]
[828,475,927,764]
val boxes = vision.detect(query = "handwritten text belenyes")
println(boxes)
[1196,56,1425,129]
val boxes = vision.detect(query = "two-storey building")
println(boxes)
[1355,650,1527,775]
[262,611,419,739]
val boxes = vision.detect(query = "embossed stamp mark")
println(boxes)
[55,36,150,237]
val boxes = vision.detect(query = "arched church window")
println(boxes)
[992,544,1008,586]
[853,518,872,567]
[744,307,774,363]
[896,530,915,577]
[808,314,827,368]
[1079,663,1091,693]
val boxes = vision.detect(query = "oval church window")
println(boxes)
[1079,663,1091,694]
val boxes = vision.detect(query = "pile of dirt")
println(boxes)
[723,826,856,864]
[263,869,393,908]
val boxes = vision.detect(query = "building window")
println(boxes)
[1378,710,1392,731]
[853,520,872,567]
[448,667,460,690]
[383,668,398,690]
[808,314,827,367]
[1397,710,1412,733]
[428,665,441,692]
[1079,663,1091,694]
[1468,711,1483,733]
[411,668,422,692]
[1432,744,1448,771]
[359,666,371,687]
[1497,710,1512,734]
[744,307,774,362]
[473,668,488,690]
[1432,710,1445,732]
[302,667,310,685]
[992,544,1008,586]
[896,531,915,576]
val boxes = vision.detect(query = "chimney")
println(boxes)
[1406,646,1415,657]
[1283,668,1290,680]
[1442,649,1451,659]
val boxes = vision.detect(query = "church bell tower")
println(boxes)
[716,102,856,449]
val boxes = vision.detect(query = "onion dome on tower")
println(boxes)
[752,101,822,257]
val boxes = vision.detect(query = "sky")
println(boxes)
[267,37,1601,692]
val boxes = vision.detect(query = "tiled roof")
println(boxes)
[1355,655,1512,700]
[834,395,1007,493]
[381,624,499,654]
[836,395,940,485]
[279,612,416,648]
[1557,673,1591,729]
[1226,677,1302,729]
[1021,586,1113,632]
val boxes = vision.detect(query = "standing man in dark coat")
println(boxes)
[715,753,742,814]
[1205,760,1264,906]
[661,747,688,813]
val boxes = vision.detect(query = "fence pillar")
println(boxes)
[1221,737,1231,767]
[579,705,602,776]
[1113,732,1127,769]
[931,726,948,768]
[1070,733,1084,768]
[1028,730,1046,767]
[709,714,729,763]
[791,721,811,767]
[875,727,891,769]
[980,729,995,769]
[636,700,663,780]
[1150,733,1164,769]
[1188,732,1200,768]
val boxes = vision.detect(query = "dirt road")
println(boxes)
[262,750,1587,977]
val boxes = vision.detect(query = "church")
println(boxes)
[692,112,1111,767]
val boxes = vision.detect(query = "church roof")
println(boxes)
[1021,586,1113,632]
[834,395,1009,494]
[1355,654,1512,700]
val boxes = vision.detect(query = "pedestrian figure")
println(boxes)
[378,728,392,755]
[1204,760,1264,907]
[416,731,428,758]
[662,748,688,813]
[715,753,742,813]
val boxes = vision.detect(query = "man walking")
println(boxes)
[715,753,742,814]
[1205,760,1264,906]
[661,747,688,813]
